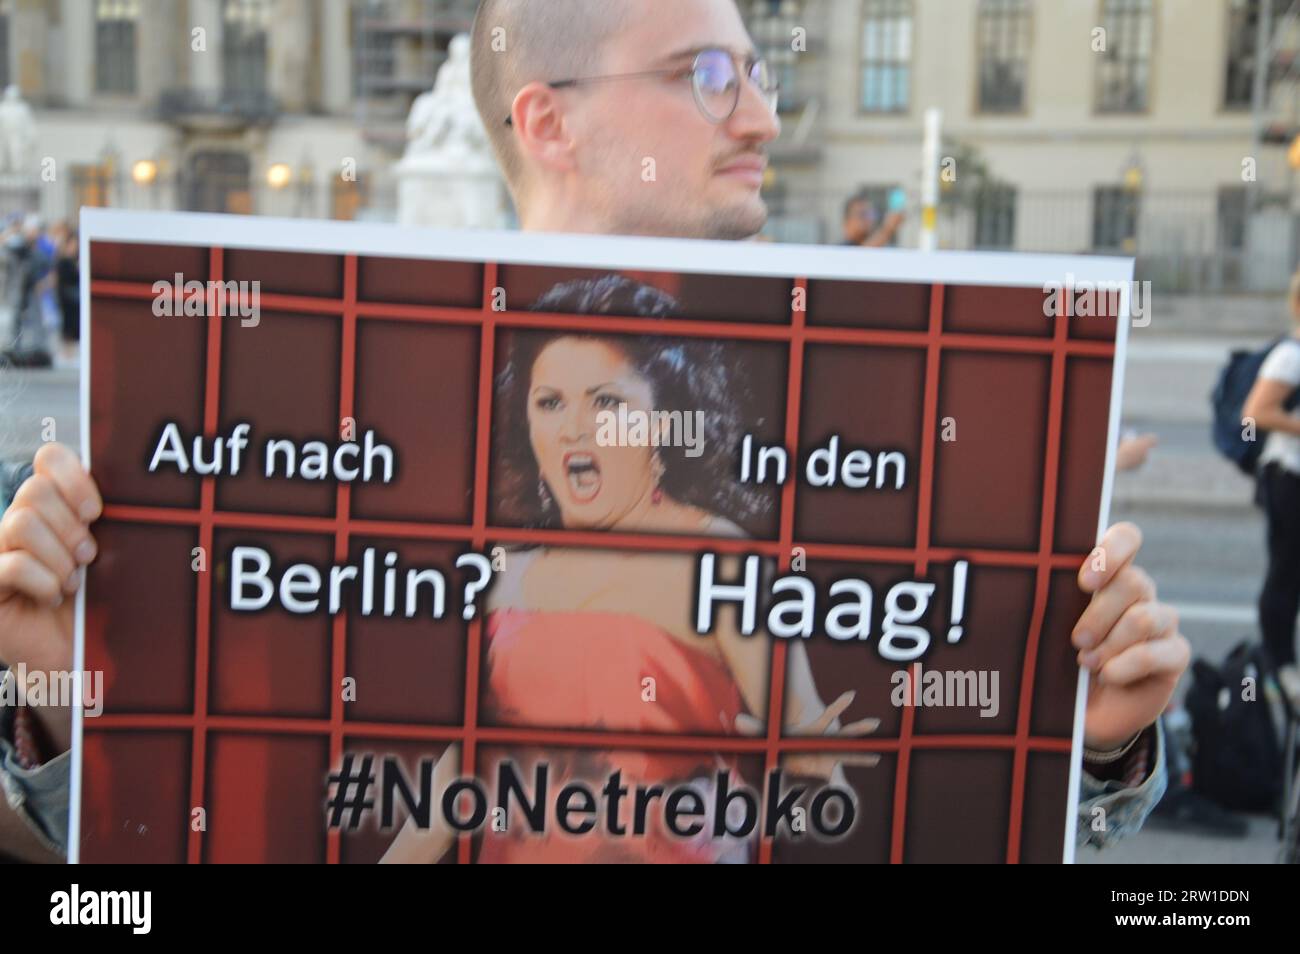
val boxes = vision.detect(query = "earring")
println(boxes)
[537,477,553,511]
[651,453,665,505]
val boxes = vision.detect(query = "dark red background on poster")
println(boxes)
[80,240,1117,863]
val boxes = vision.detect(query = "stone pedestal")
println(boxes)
[396,152,505,229]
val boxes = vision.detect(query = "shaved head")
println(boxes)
[470,0,629,194]
[469,0,779,239]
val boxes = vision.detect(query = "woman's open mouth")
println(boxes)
[562,451,601,502]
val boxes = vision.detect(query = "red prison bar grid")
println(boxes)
[85,252,1110,864]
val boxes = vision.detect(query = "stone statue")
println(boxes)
[0,86,36,176]
[404,34,490,166]
[397,33,506,229]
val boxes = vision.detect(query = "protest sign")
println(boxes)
[74,209,1130,863]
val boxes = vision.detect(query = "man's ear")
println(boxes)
[511,82,576,174]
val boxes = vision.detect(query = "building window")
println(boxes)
[1096,0,1154,113]
[974,185,1017,249]
[1092,186,1140,250]
[1217,186,1248,250]
[0,0,11,89]
[1224,0,1287,109]
[352,0,397,98]
[94,0,139,95]
[976,0,1031,113]
[71,162,113,210]
[860,0,912,113]
[223,0,271,97]
[332,174,370,221]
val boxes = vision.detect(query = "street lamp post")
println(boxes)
[1121,151,1144,256]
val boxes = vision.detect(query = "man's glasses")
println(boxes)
[504,48,779,127]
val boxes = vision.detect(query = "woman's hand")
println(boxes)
[379,743,461,863]
[735,690,880,785]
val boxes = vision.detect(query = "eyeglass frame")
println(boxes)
[503,47,780,128]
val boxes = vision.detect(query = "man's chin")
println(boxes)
[700,197,769,241]
[609,194,768,241]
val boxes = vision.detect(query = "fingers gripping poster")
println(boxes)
[74,209,1130,864]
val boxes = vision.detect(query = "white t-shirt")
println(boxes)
[1259,337,1300,475]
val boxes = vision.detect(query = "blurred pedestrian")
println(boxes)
[54,226,78,367]
[40,221,66,342]
[840,188,904,248]
[0,215,51,367]
[1242,270,1300,707]
[0,214,18,343]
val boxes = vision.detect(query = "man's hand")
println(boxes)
[1115,433,1158,472]
[1073,522,1188,752]
[0,442,102,754]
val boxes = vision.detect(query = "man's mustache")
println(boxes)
[713,148,768,170]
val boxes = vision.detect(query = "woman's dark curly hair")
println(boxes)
[492,275,772,530]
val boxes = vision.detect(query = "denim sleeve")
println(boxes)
[0,670,71,858]
[1075,719,1166,850]
[0,459,34,513]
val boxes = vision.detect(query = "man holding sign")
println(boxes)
[0,0,1185,860]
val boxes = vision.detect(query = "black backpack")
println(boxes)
[1211,337,1300,475]
[1185,641,1283,812]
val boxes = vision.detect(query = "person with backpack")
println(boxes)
[1242,272,1300,708]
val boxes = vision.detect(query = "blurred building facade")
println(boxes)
[0,0,479,225]
[3,0,1299,291]
[754,0,1300,291]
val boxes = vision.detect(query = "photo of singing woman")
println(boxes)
[382,275,877,863]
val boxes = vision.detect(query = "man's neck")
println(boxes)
[516,189,758,241]
[518,190,615,236]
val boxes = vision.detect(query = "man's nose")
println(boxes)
[728,74,781,143]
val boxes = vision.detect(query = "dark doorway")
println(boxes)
[183,152,252,214]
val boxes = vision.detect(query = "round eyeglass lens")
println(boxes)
[691,49,741,122]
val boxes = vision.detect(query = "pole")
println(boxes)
[920,107,942,252]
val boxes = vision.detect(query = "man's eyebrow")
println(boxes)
[654,44,756,66]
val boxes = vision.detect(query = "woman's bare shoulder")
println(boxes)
[701,513,748,539]
[486,547,542,611]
